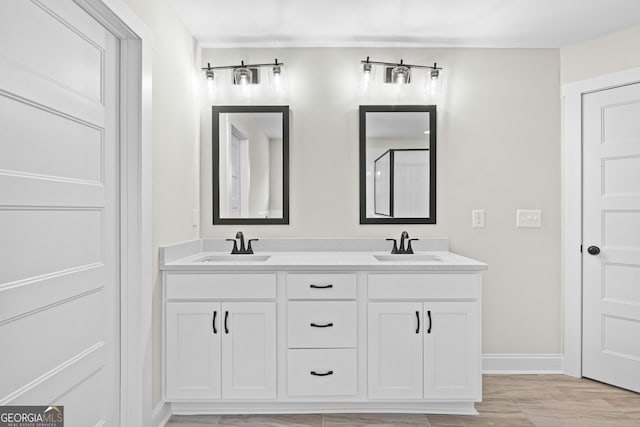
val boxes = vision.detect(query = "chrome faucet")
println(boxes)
[387,231,419,254]
[226,231,258,254]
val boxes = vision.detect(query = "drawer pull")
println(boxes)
[310,322,334,328]
[224,310,229,334]
[212,310,217,334]
[427,310,432,334]
[416,311,420,334]
[310,370,334,377]
[310,284,333,289]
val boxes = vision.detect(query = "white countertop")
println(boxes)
[162,250,487,272]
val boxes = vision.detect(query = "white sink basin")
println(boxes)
[196,255,271,263]
[374,254,442,263]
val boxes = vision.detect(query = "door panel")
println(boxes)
[368,302,423,399]
[166,302,221,400]
[583,82,640,393]
[0,0,120,421]
[423,302,480,400]
[221,302,276,399]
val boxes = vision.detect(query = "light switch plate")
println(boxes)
[472,210,485,228]
[516,209,542,228]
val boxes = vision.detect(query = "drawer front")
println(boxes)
[368,273,480,300]
[288,301,357,348]
[287,273,356,300]
[166,273,276,300]
[287,349,357,396]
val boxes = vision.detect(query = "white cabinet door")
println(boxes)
[423,302,480,400]
[368,302,423,399]
[222,302,277,399]
[166,302,221,400]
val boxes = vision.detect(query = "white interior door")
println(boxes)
[0,0,120,423]
[582,82,640,393]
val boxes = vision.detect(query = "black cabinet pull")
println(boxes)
[224,310,229,334]
[310,322,334,328]
[310,370,334,376]
[427,310,432,334]
[310,284,333,289]
[416,311,420,334]
[587,245,601,255]
[212,310,217,334]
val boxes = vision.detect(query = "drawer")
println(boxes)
[287,273,356,300]
[166,273,276,300]
[288,301,356,348]
[287,349,357,397]
[368,273,480,300]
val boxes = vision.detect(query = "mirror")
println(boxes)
[359,105,436,224]
[213,106,289,224]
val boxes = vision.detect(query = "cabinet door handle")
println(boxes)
[416,311,420,334]
[212,310,217,334]
[310,322,334,328]
[310,284,333,289]
[224,310,229,334]
[310,370,334,376]
[427,310,432,334]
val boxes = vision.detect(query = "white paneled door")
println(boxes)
[0,0,120,424]
[582,82,640,393]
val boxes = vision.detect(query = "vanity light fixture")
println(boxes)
[360,56,443,91]
[201,59,285,86]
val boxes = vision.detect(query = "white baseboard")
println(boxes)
[482,354,564,374]
[152,401,172,427]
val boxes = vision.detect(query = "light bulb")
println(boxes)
[392,65,410,85]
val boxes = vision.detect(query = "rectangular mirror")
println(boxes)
[360,105,436,224]
[213,105,289,224]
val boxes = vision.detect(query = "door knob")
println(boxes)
[587,246,600,255]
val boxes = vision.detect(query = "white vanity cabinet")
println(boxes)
[164,273,277,401]
[367,274,481,401]
[161,243,486,415]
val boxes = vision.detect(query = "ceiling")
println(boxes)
[168,0,640,48]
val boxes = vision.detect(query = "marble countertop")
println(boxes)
[161,250,487,272]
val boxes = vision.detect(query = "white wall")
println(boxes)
[200,48,562,356]
[124,0,199,408]
[561,24,640,84]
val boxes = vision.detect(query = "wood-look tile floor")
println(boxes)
[166,375,640,427]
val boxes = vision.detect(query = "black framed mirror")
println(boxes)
[359,105,436,224]
[213,105,289,225]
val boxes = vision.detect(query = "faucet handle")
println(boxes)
[406,238,419,255]
[386,238,399,254]
[226,238,239,254]
[247,239,259,255]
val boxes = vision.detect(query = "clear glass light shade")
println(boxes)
[233,67,253,86]
[205,69,215,81]
[392,65,410,85]
[272,65,282,85]
[428,68,443,95]
[362,62,374,87]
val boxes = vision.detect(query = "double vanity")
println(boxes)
[160,236,486,415]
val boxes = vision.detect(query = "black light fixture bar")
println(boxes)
[361,56,442,71]
[201,59,284,72]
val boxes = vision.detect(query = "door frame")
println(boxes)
[562,66,640,377]
[73,1,152,425]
